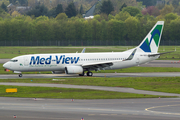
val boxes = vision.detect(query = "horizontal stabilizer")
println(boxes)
[148,51,174,57]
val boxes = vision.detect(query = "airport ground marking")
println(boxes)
[13,116,70,119]
[145,104,180,116]
[0,102,144,114]
[88,114,95,116]
[100,114,108,116]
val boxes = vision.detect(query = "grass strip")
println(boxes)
[1,77,180,94]
[0,85,166,99]
[0,46,179,60]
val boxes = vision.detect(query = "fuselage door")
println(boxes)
[136,58,140,65]
[24,56,29,66]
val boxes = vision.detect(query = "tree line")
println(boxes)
[0,1,180,46]
[0,9,180,45]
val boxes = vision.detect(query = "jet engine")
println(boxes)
[65,66,83,74]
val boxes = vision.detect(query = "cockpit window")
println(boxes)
[10,60,18,62]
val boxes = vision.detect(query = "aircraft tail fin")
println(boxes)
[138,21,164,53]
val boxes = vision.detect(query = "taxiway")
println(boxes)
[1,72,180,79]
[0,97,180,120]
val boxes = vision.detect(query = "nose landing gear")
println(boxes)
[19,74,22,77]
[13,71,22,77]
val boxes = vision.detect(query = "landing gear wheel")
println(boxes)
[79,72,85,76]
[87,72,93,76]
[19,74,22,77]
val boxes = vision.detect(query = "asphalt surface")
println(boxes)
[0,59,9,64]
[1,72,180,79]
[0,97,180,120]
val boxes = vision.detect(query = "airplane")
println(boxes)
[84,16,94,20]
[3,21,170,77]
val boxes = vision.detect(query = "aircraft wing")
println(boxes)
[82,61,117,70]
[82,49,137,71]
[148,51,174,57]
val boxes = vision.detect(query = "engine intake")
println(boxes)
[52,71,64,74]
[65,66,83,74]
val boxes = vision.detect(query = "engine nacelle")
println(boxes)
[65,66,83,74]
[52,71,64,74]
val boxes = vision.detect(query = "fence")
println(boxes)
[0,40,179,46]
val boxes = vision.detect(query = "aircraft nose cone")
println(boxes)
[3,62,9,69]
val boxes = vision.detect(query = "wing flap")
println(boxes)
[82,60,122,70]
[82,61,114,68]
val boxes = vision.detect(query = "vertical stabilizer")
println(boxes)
[138,21,164,53]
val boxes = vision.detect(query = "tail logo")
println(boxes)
[140,25,163,52]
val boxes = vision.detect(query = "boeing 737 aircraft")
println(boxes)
[3,21,169,77]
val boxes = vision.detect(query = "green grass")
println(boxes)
[0,85,164,99]
[0,46,129,58]
[95,66,180,73]
[1,77,180,94]
[158,46,180,60]
[0,46,179,59]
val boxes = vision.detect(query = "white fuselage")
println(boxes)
[3,50,158,73]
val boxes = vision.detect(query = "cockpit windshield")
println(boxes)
[10,60,18,62]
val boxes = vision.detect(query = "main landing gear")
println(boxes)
[87,72,93,76]
[19,74,22,77]
[79,71,93,76]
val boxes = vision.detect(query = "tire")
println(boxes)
[19,74,22,77]
[87,72,93,76]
